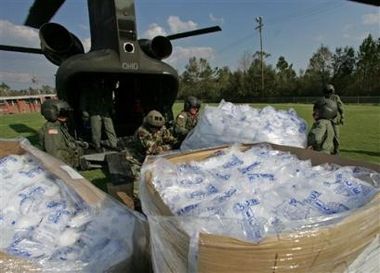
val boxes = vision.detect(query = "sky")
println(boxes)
[0,0,379,90]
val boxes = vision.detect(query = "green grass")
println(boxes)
[1,103,379,188]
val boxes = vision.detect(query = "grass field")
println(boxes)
[1,103,379,187]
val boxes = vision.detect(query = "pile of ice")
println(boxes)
[180,100,308,151]
[148,144,379,242]
[0,154,141,272]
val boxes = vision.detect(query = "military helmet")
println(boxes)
[144,110,165,128]
[313,97,337,120]
[184,96,201,111]
[41,99,71,122]
[324,84,335,94]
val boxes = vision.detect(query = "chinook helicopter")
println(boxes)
[0,0,221,138]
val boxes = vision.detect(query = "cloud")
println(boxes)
[209,13,224,25]
[143,16,200,38]
[144,23,168,39]
[362,13,380,25]
[167,16,198,33]
[0,20,39,47]
[166,46,215,68]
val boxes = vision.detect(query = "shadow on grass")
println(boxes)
[9,123,40,145]
[341,149,380,157]
[91,177,109,193]
[9,123,38,134]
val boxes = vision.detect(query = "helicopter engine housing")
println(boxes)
[138,36,172,60]
[39,22,84,65]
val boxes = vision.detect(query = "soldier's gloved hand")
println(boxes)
[340,119,344,125]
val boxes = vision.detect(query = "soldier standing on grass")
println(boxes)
[307,97,339,155]
[323,84,344,153]
[39,100,88,169]
[174,96,201,144]
[80,79,118,152]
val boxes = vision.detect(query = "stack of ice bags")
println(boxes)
[147,144,380,242]
[180,100,308,151]
[0,154,142,272]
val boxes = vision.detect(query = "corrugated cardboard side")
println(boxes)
[145,143,380,273]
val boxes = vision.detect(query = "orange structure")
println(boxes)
[0,94,57,115]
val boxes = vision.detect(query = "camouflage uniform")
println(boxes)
[325,93,344,141]
[174,110,198,142]
[174,96,201,143]
[39,121,83,168]
[307,97,339,155]
[126,123,177,195]
[307,119,338,154]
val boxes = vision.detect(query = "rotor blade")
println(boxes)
[0,45,43,54]
[25,0,65,28]
[166,26,222,40]
[348,0,380,6]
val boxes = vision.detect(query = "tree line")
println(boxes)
[178,34,380,101]
[0,83,55,97]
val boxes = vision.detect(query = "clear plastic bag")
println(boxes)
[0,138,150,273]
[140,143,380,273]
[181,100,308,151]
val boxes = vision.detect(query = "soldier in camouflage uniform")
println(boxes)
[174,96,201,143]
[307,97,339,155]
[39,100,85,168]
[323,84,344,152]
[125,110,177,195]
[80,79,118,152]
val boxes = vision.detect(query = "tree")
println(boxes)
[40,85,56,94]
[275,56,297,96]
[303,45,333,95]
[0,82,11,96]
[331,47,356,95]
[238,51,254,72]
[245,51,276,97]
[356,34,380,95]
[214,66,231,101]
[179,57,219,101]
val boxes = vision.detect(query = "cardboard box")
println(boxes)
[143,143,380,273]
[0,139,150,273]
[0,139,110,272]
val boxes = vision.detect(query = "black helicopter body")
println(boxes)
[0,0,221,137]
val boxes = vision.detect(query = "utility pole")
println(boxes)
[255,16,264,93]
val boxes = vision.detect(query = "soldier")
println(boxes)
[125,110,177,195]
[174,96,201,143]
[307,97,339,155]
[323,84,344,151]
[39,100,87,168]
[80,78,118,152]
